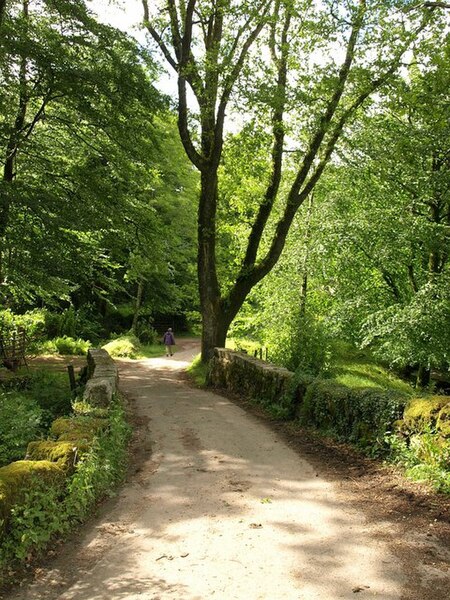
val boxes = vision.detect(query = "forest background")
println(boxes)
[0,1,449,488]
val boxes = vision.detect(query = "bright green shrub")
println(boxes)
[135,320,158,344]
[0,370,74,466]
[0,399,130,566]
[102,335,140,358]
[386,431,450,493]
[53,336,90,356]
[59,308,76,338]
[0,309,46,341]
[64,400,131,520]
[267,311,331,375]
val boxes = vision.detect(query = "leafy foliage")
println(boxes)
[0,393,42,467]
[101,335,141,359]
[0,398,131,567]
[0,370,72,466]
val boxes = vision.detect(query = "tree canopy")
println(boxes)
[143,0,448,360]
[0,0,198,321]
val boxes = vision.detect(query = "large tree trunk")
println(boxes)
[0,0,6,28]
[299,193,314,315]
[201,305,229,361]
[0,0,28,284]
[198,169,223,361]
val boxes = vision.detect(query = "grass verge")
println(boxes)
[186,354,209,387]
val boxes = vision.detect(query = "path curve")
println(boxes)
[7,342,407,599]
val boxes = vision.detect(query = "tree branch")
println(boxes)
[215,1,271,160]
[241,2,292,270]
[142,0,178,71]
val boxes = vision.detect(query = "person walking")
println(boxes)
[163,327,176,356]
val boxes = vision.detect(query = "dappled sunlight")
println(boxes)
[31,347,404,600]
[52,355,404,600]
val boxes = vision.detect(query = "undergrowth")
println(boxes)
[0,371,72,467]
[102,335,165,359]
[0,397,131,571]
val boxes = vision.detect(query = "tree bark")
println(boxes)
[299,194,314,315]
[0,1,29,284]
[198,169,223,359]
[131,280,144,335]
[0,0,6,28]
[416,364,431,388]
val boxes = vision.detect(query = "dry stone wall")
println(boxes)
[84,348,118,407]
[0,348,118,537]
[207,348,294,405]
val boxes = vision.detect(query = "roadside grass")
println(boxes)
[137,343,166,359]
[186,354,209,387]
[331,361,414,395]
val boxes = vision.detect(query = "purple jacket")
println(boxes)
[163,331,175,345]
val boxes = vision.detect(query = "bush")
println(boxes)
[0,371,74,466]
[267,311,331,375]
[102,335,141,358]
[0,393,43,467]
[0,461,65,538]
[0,309,46,341]
[44,307,103,343]
[134,320,158,344]
[39,336,90,356]
[23,370,72,429]
[386,431,450,494]
[53,336,90,356]
[0,398,130,568]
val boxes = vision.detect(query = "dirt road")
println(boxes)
[5,341,449,599]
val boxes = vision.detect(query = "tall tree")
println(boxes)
[260,33,450,382]
[0,0,168,305]
[143,0,445,360]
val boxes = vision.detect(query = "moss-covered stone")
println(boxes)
[0,460,65,534]
[403,396,449,432]
[25,441,87,472]
[72,400,109,418]
[50,416,109,442]
[437,403,450,438]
